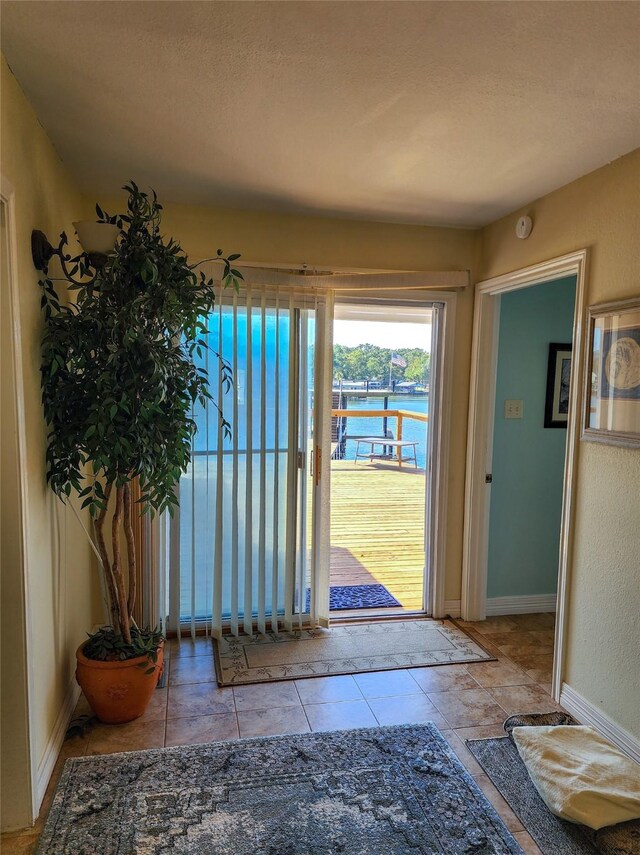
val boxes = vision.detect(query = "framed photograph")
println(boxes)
[544,343,572,428]
[582,297,640,448]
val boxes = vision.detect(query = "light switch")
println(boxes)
[504,399,523,419]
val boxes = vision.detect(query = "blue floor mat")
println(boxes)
[305,583,401,612]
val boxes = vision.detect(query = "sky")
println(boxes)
[333,319,432,351]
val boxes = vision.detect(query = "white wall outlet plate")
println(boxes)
[504,399,524,419]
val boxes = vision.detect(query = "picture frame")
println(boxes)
[544,342,572,428]
[582,297,640,448]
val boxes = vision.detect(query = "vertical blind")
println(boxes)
[165,278,323,638]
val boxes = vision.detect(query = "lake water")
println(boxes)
[339,395,429,469]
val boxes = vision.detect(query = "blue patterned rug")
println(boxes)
[37,724,523,854]
[305,583,401,611]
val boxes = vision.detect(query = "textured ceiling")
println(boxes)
[2,1,639,227]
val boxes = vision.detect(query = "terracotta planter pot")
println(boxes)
[75,641,164,724]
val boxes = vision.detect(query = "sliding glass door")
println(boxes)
[168,285,328,637]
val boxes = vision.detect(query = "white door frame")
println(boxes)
[329,288,457,620]
[461,250,588,700]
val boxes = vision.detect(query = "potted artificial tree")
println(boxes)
[38,182,241,723]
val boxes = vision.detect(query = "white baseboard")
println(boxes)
[485,594,557,616]
[560,682,640,764]
[35,678,81,809]
[444,600,461,618]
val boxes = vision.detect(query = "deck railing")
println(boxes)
[331,408,429,461]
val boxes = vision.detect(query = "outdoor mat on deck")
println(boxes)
[466,735,640,855]
[305,583,401,612]
[35,725,522,855]
[213,618,494,686]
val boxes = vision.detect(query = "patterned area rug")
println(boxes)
[214,618,494,686]
[305,583,401,611]
[37,725,523,855]
[466,736,640,855]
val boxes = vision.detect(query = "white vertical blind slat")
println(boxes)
[190,407,196,641]
[257,293,267,635]
[297,310,309,628]
[243,287,254,635]
[271,288,280,632]
[212,287,224,637]
[230,292,240,637]
[284,294,297,631]
[204,324,211,638]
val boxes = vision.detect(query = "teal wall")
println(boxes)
[487,276,576,598]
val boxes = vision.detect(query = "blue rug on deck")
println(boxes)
[305,583,401,611]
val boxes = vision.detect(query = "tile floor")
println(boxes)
[2,613,559,854]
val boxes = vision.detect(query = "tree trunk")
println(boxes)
[111,485,132,643]
[123,482,137,622]
[94,481,119,627]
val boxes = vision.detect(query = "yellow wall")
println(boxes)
[479,148,640,738]
[1,55,100,824]
[93,194,480,601]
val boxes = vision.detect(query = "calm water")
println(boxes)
[339,395,429,468]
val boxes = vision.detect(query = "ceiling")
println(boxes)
[2,1,639,227]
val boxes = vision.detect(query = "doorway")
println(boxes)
[462,251,588,700]
[486,276,576,614]
[327,301,433,617]
[167,273,457,636]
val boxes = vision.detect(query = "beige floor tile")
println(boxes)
[353,669,420,698]
[498,643,554,660]
[169,636,214,658]
[488,684,562,716]
[513,830,544,854]
[165,713,239,746]
[527,630,556,646]
[469,617,519,635]
[168,654,217,685]
[86,719,165,754]
[136,687,168,722]
[408,664,479,693]
[482,630,542,649]
[71,692,94,719]
[473,773,524,833]
[367,694,448,729]
[304,699,377,732]
[294,674,363,705]
[427,688,506,728]
[506,652,554,672]
[233,681,300,712]
[538,683,553,696]
[167,682,235,719]
[440,729,485,776]
[526,664,554,683]
[237,705,310,738]
[465,660,535,688]
[507,613,555,631]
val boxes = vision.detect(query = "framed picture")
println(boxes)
[544,343,572,428]
[582,297,640,448]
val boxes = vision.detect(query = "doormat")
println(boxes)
[466,736,640,855]
[305,583,401,612]
[213,618,494,686]
[36,725,522,855]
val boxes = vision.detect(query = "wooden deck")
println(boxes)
[329,460,426,611]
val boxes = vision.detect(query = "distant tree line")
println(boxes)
[333,344,430,384]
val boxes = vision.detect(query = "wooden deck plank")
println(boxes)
[328,460,426,611]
